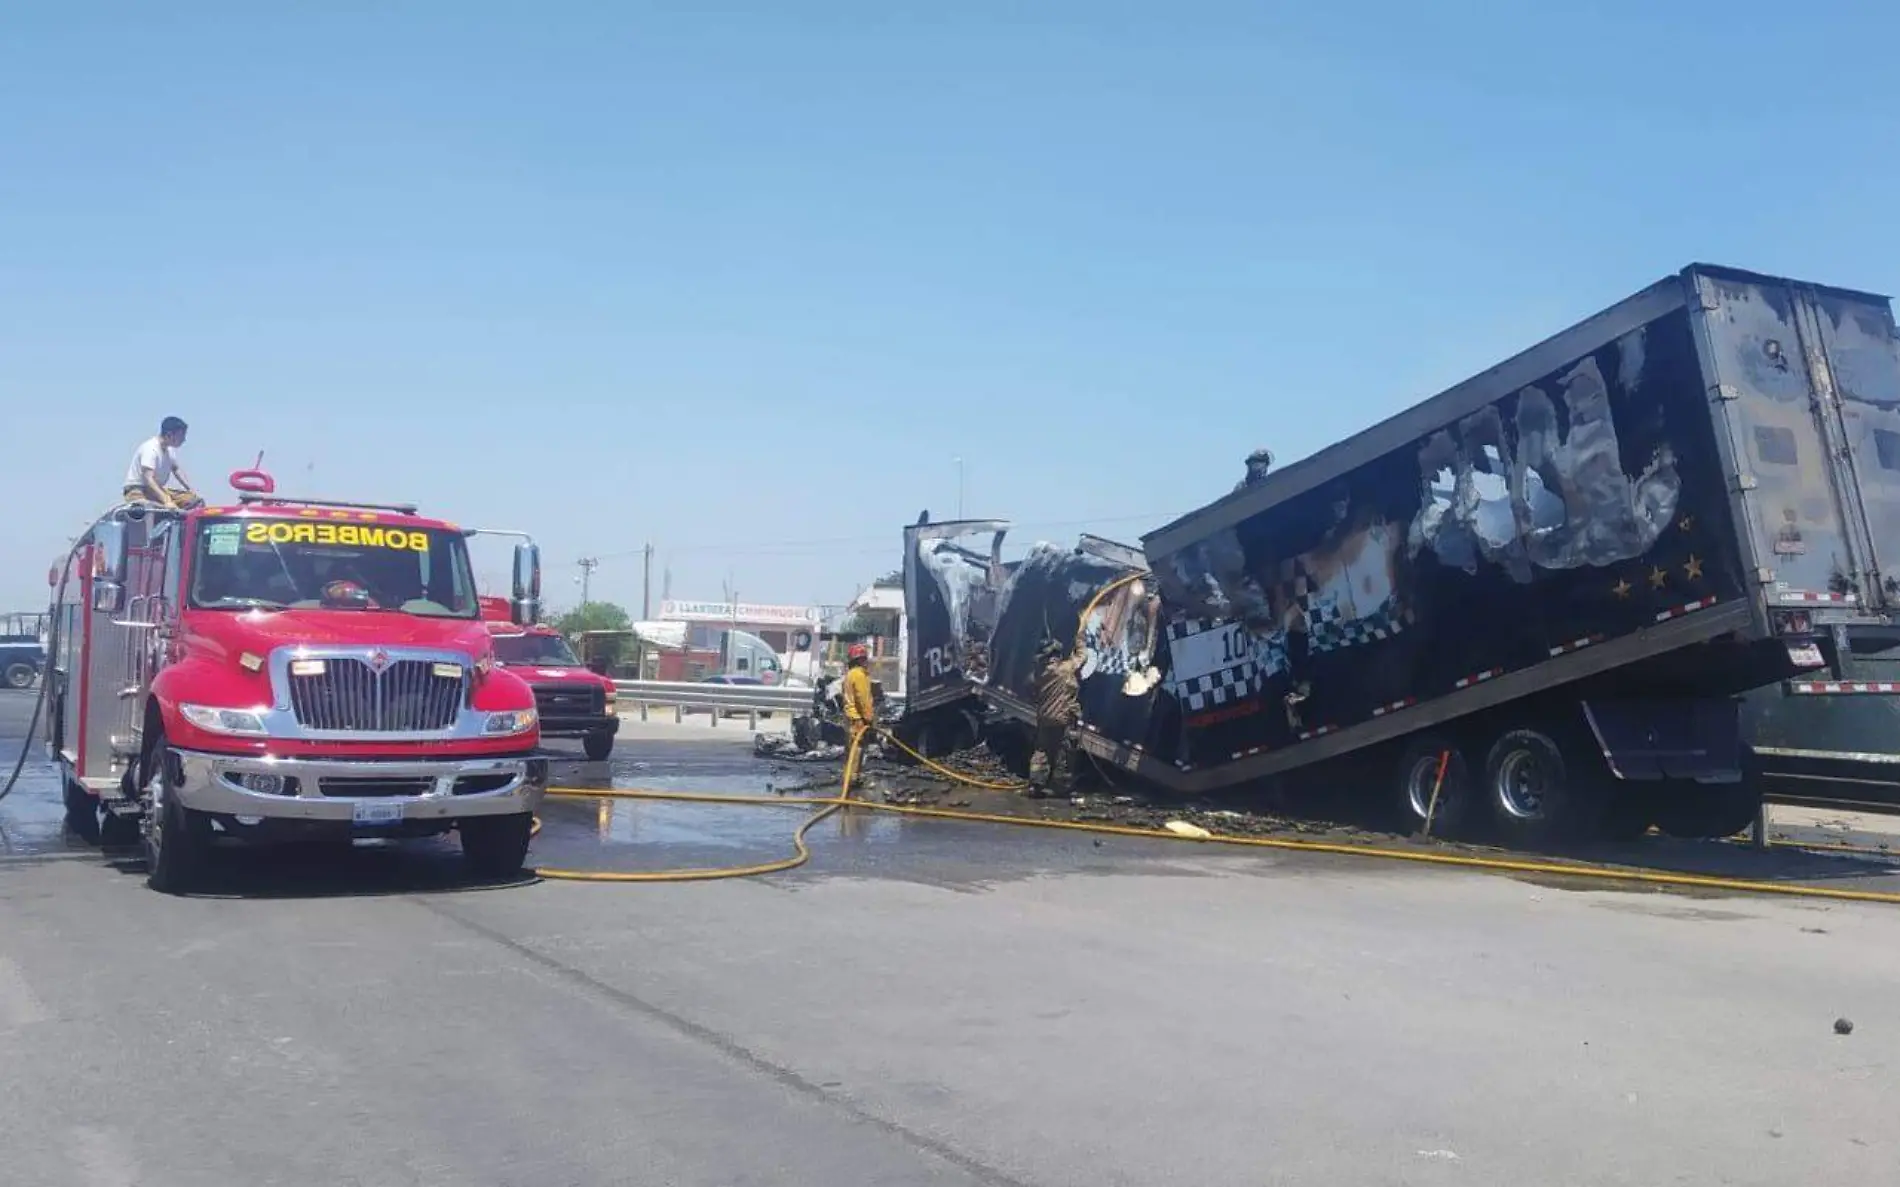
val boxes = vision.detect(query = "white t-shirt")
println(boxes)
[125,436,178,490]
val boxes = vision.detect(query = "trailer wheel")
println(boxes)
[3,661,34,689]
[1483,727,1601,846]
[582,731,615,762]
[1651,782,1759,840]
[460,813,534,879]
[1393,736,1472,836]
[140,730,208,894]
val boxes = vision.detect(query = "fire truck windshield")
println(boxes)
[492,633,580,666]
[188,517,481,618]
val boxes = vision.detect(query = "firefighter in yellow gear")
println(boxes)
[840,643,878,792]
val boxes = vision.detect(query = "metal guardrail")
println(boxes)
[614,679,812,714]
[610,678,906,726]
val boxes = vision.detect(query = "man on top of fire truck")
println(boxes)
[122,416,203,510]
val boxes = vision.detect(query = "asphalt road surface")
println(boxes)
[4,687,1900,1186]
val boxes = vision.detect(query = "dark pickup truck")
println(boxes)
[1,612,46,690]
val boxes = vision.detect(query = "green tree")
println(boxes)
[555,601,633,670]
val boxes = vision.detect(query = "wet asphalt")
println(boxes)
[6,685,1900,1185]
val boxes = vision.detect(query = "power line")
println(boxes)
[589,511,1185,563]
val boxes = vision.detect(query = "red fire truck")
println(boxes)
[46,470,549,893]
[479,596,620,760]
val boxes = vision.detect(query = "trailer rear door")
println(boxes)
[1806,288,1900,609]
[1690,270,1893,610]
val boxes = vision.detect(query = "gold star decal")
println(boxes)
[1649,566,1668,590]
[1678,514,1696,533]
[1612,577,1632,599]
[1683,554,1703,581]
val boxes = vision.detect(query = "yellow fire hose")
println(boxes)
[530,726,1017,883]
[528,726,1900,905]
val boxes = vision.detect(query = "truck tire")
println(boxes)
[3,661,34,689]
[460,813,534,879]
[1393,735,1472,836]
[582,731,615,762]
[140,730,209,894]
[1483,727,1603,847]
[1651,782,1759,840]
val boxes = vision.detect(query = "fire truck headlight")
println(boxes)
[483,709,537,736]
[180,704,270,736]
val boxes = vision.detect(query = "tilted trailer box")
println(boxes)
[976,264,1900,846]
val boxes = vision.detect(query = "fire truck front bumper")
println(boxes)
[170,750,548,824]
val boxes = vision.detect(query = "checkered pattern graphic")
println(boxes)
[1176,663,1261,712]
[1078,618,1133,678]
[1303,599,1407,653]
[1164,618,1275,713]
[1278,547,1409,655]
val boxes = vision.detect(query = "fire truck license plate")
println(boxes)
[352,801,404,826]
[1785,642,1825,669]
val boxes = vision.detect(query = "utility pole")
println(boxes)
[954,456,965,519]
[637,543,654,680]
[641,543,653,620]
[577,557,599,607]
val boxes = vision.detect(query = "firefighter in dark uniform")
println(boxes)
[1029,637,1083,793]
[1233,447,1274,493]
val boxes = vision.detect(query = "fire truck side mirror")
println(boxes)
[511,542,542,625]
[93,520,129,583]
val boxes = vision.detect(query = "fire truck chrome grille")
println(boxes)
[287,658,465,733]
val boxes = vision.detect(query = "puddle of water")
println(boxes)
[0,758,90,858]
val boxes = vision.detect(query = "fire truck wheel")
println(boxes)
[582,731,615,762]
[459,813,534,879]
[145,791,211,895]
[141,732,208,894]
[3,661,34,689]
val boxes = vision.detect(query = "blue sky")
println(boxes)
[5,2,1899,615]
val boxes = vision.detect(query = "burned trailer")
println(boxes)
[979,535,1170,774]
[894,517,1014,757]
[1049,263,1900,846]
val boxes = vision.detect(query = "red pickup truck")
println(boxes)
[479,597,620,761]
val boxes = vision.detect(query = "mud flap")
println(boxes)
[1581,697,1742,783]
